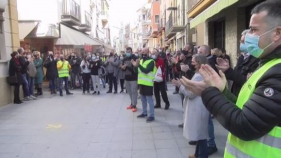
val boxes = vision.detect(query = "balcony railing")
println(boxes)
[85,11,92,27]
[79,11,92,32]
[165,13,185,38]
[61,0,81,25]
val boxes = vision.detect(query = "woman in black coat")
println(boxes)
[9,51,23,104]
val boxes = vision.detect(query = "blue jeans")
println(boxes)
[195,139,208,158]
[28,77,34,95]
[208,115,216,147]
[140,95,154,117]
[21,74,30,97]
[59,77,69,94]
[49,78,56,91]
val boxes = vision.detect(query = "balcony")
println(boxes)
[165,13,185,38]
[79,11,92,32]
[61,0,81,26]
[142,19,151,26]
[187,0,216,18]
[142,28,152,40]
[100,10,109,26]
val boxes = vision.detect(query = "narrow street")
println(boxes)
[0,84,227,158]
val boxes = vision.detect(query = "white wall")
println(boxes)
[17,0,62,24]
[0,2,13,77]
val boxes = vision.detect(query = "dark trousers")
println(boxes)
[120,79,124,90]
[14,84,20,102]
[174,74,179,92]
[195,139,208,158]
[71,72,82,88]
[108,73,117,92]
[49,78,56,91]
[82,73,91,93]
[59,77,70,94]
[154,81,169,106]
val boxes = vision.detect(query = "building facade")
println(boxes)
[0,0,20,107]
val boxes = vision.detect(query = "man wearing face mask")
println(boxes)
[122,47,138,112]
[44,51,58,94]
[105,51,120,93]
[132,48,157,123]
[57,55,73,96]
[181,1,281,157]
[70,52,82,89]
[216,30,260,96]
[151,49,170,110]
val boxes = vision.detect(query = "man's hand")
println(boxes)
[180,64,227,95]
[172,79,181,87]
[216,58,230,73]
[121,64,127,70]
[171,57,177,64]
[131,59,140,67]
[181,65,189,72]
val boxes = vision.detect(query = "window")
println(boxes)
[155,15,159,23]
[143,15,145,21]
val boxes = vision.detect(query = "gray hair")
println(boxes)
[193,54,209,68]
[17,47,24,53]
[241,29,250,36]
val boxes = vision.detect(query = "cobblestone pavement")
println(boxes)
[0,84,227,158]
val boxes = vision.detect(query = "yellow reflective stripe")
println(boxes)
[138,77,153,82]
[225,141,250,158]
[227,132,281,158]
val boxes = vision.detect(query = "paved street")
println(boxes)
[0,84,227,158]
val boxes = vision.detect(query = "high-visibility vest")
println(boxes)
[57,60,70,78]
[138,59,156,87]
[225,58,281,158]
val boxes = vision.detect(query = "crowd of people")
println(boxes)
[7,0,281,157]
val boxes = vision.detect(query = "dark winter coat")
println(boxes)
[122,55,138,81]
[9,57,22,85]
[201,45,281,141]
[44,56,58,80]
[19,56,29,74]
[70,56,82,74]
[225,55,259,96]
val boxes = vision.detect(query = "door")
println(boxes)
[214,19,225,49]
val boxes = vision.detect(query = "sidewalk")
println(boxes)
[0,84,227,158]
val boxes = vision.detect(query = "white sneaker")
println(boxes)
[30,95,36,100]
[23,97,30,101]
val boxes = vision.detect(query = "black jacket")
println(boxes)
[201,45,281,141]
[9,58,22,84]
[138,57,154,96]
[90,60,101,75]
[180,56,194,80]
[225,55,259,96]
[19,56,29,74]
[122,55,138,81]
[44,56,58,80]
[70,56,82,74]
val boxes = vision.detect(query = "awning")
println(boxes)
[19,22,39,41]
[190,0,239,28]
[55,24,101,45]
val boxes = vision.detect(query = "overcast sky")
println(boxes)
[109,0,146,39]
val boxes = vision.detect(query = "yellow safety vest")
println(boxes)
[138,59,156,86]
[57,60,70,78]
[225,58,281,158]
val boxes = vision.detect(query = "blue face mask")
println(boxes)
[240,43,248,53]
[126,53,131,57]
[245,28,276,58]
[92,56,96,60]
[151,55,156,59]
